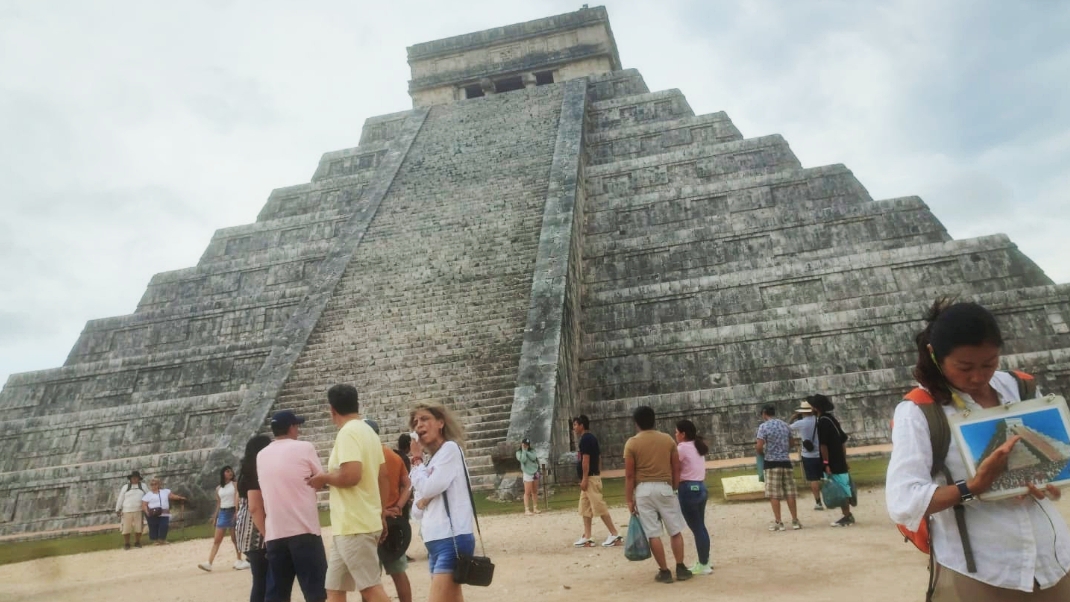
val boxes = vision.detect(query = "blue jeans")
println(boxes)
[678,480,710,565]
[146,515,170,541]
[246,548,272,602]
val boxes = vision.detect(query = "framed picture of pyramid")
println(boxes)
[950,395,1070,501]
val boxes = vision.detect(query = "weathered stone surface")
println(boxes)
[1,5,1067,537]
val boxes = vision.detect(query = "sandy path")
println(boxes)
[3,486,1066,602]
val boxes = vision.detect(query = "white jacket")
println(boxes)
[410,441,474,542]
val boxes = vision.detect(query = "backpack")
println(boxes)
[894,371,1036,593]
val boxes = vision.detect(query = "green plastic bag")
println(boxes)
[624,514,650,561]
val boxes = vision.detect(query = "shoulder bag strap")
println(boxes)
[437,447,486,557]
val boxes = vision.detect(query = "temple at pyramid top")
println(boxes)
[406,6,622,106]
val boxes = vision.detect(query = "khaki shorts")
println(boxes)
[578,476,609,518]
[121,511,143,535]
[763,467,797,500]
[635,482,686,538]
[326,532,382,592]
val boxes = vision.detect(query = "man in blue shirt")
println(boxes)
[756,405,801,531]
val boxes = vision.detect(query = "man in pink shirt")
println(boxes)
[257,411,327,602]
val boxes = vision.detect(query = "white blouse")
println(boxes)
[886,371,1070,591]
[409,441,474,542]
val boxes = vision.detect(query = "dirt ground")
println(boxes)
[3,486,1067,602]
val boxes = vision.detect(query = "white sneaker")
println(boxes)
[601,534,623,547]
[573,535,594,547]
[689,562,713,575]
[233,560,250,570]
[198,562,213,572]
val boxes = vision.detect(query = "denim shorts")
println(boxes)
[216,507,236,529]
[425,533,475,575]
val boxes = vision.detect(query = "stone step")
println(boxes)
[580,349,1070,470]
[583,234,1050,311]
[310,139,394,182]
[587,89,695,132]
[200,211,351,264]
[587,111,744,166]
[584,69,650,102]
[579,286,1070,403]
[69,288,308,364]
[582,200,950,290]
[584,134,802,202]
[256,173,373,222]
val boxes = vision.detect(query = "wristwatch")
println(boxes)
[955,480,974,503]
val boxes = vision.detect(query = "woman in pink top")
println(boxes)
[675,419,711,575]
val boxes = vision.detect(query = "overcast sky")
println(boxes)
[1,0,1067,386]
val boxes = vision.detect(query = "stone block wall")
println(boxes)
[573,83,1069,468]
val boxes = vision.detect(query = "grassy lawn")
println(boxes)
[0,457,890,566]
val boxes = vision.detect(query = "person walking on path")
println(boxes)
[788,401,824,510]
[756,405,801,531]
[516,438,542,515]
[115,470,146,550]
[235,435,272,602]
[306,385,390,602]
[886,299,1070,599]
[140,477,187,545]
[571,415,622,547]
[199,465,247,571]
[624,406,692,584]
[809,395,856,527]
[675,420,712,575]
[408,401,476,602]
[257,410,328,602]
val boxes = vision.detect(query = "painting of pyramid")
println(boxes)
[970,407,1070,494]
[2,6,1069,538]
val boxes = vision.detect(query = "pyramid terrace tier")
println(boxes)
[582,349,1070,470]
[0,391,244,473]
[255,173,374,222]
[66,288,307,364]
[587,111,744,165]
[0,341,269,418]
[587,89,696,132]
[580,284,1070,402]
[0,448,216,537]
[584,69,650,102]
[200,211,353,264]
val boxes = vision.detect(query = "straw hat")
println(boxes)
[795,401,813,413]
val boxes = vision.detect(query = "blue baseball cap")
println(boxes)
[270,410,306,429]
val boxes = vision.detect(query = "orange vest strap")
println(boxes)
[904,388,935,405]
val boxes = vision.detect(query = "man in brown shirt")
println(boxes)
[624,406,692,584]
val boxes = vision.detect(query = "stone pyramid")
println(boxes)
[2,6,1068,538]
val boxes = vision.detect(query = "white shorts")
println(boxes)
[523,473,536,483]
[635,482,686,538]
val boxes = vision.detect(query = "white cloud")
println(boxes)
[0,0,1067,385]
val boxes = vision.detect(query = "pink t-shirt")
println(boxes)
[256,438,324,541]
[677,440,706,482]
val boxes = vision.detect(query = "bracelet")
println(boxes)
[823,460,829,465]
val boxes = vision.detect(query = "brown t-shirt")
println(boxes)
[623,430,677,483]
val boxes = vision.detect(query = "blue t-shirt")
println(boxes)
[576,432,601,478]
[756,418,792,463]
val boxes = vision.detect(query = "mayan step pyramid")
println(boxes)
[2,6,1068,537]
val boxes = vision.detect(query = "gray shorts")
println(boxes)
[635,482,686,538]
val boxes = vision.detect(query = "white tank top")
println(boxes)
[218,482,236,509]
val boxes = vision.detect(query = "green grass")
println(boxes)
[0,457,890,566]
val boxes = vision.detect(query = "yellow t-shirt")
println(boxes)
[327,418,386,535]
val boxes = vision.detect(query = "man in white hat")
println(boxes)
[789,400,823,510]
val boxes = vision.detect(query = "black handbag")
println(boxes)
[441,451,494,587]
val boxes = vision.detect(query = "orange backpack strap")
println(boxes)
[1007,370,1038,400]
[904,388,935,405]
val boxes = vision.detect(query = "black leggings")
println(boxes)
[246,548,271,602]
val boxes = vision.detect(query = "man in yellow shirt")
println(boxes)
[307,384,389,602]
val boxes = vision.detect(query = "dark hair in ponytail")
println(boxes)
[675,419,709,456]
[913,298,1003,405]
